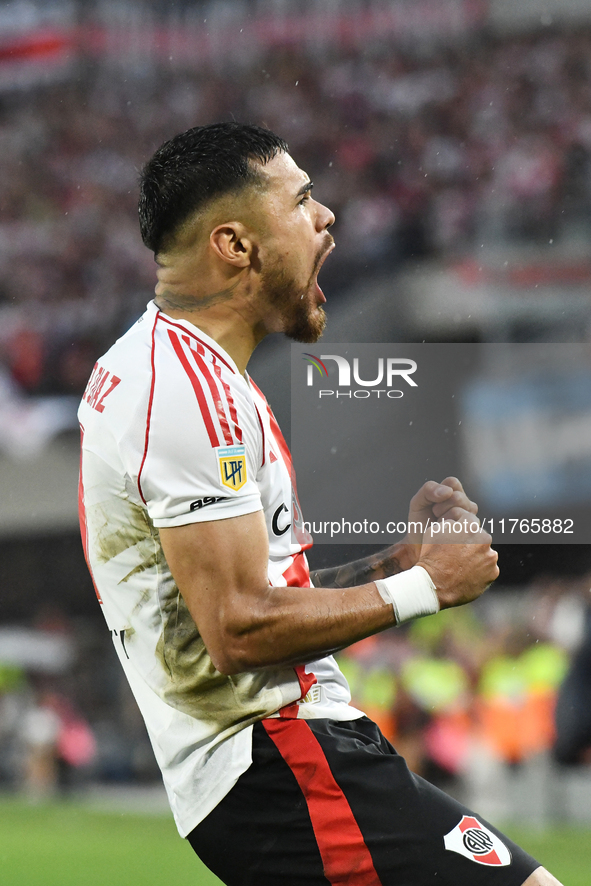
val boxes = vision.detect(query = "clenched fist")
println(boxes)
[418,511,499,609]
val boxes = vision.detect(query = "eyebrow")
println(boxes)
[296,180,314,199]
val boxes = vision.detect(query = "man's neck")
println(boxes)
[154,296,265,375]
[154,276,240,314]
[154,250,271,374]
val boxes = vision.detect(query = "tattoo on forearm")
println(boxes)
[310,548,404,589]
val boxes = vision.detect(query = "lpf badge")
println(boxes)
[443,816,511,867]
[217,445,247,491]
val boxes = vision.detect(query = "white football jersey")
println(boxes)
[78,301,361,837]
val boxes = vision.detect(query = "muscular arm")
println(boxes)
[159,504,498,676]
[160,510,395,675]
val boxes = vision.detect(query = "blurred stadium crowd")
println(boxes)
[2,25,591,412]
[340,577,590,779]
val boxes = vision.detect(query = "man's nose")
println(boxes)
[315,200,335,231]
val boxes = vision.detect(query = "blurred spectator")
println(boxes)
[15,688,95,799]
[0,662,27,787]
[338,577,580,794]
[19,691,62,799]
[554,603,591,765]
[474,630,568,765]
[0,365,78,458]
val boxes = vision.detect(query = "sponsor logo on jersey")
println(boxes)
[443,816,511,867]
[189,496,229,512]
[216,445,247,491]
[272,503,291,536]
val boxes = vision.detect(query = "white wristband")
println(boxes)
[375,565,439,625]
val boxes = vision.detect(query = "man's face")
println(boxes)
[254,152,335,343]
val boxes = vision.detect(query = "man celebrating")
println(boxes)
[79,123,561,885]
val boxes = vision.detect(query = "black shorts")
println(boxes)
[188,717,539,886]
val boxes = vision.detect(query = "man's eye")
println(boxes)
[299,192,312,205]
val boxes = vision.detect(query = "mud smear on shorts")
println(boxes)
[156,588,295,729]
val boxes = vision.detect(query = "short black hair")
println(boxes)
[138,122,288,254]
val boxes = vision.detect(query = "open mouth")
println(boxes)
[313,239,335,301]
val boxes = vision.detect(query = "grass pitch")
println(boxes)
[1,795,589,885]
[0,796,222,886]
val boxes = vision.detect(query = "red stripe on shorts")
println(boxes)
[263,719,383,886]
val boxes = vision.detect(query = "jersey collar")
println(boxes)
[147,300,242,377]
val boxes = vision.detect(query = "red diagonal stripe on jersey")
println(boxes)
[279,554,315,719]
[294,664,316,697]
[156,315,241,444]
[250,379,293,473]
[248,378,293,473]
[263,720,382,886]
[268,407,292,470]
[168,329,219,448]
[249,378,312,551]
[283,551,311,588]
[212,357,243,444]
[254,402,265,466]
[183,336,234,446]
[157,314,236,373]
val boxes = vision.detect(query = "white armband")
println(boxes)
[375,565,439,625]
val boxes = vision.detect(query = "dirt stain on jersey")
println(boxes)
[88,492,296,731]
[155,590,229,721]
[87,494,165,619]
[155,587,291,728]
[90,497,155,565]
[131,584,154,615]
[119,545,160,585]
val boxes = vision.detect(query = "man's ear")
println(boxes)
[210,222,254,268]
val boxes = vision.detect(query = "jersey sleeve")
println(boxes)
[128,330,263,528]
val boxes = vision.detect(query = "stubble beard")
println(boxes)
[260,243,330,344]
